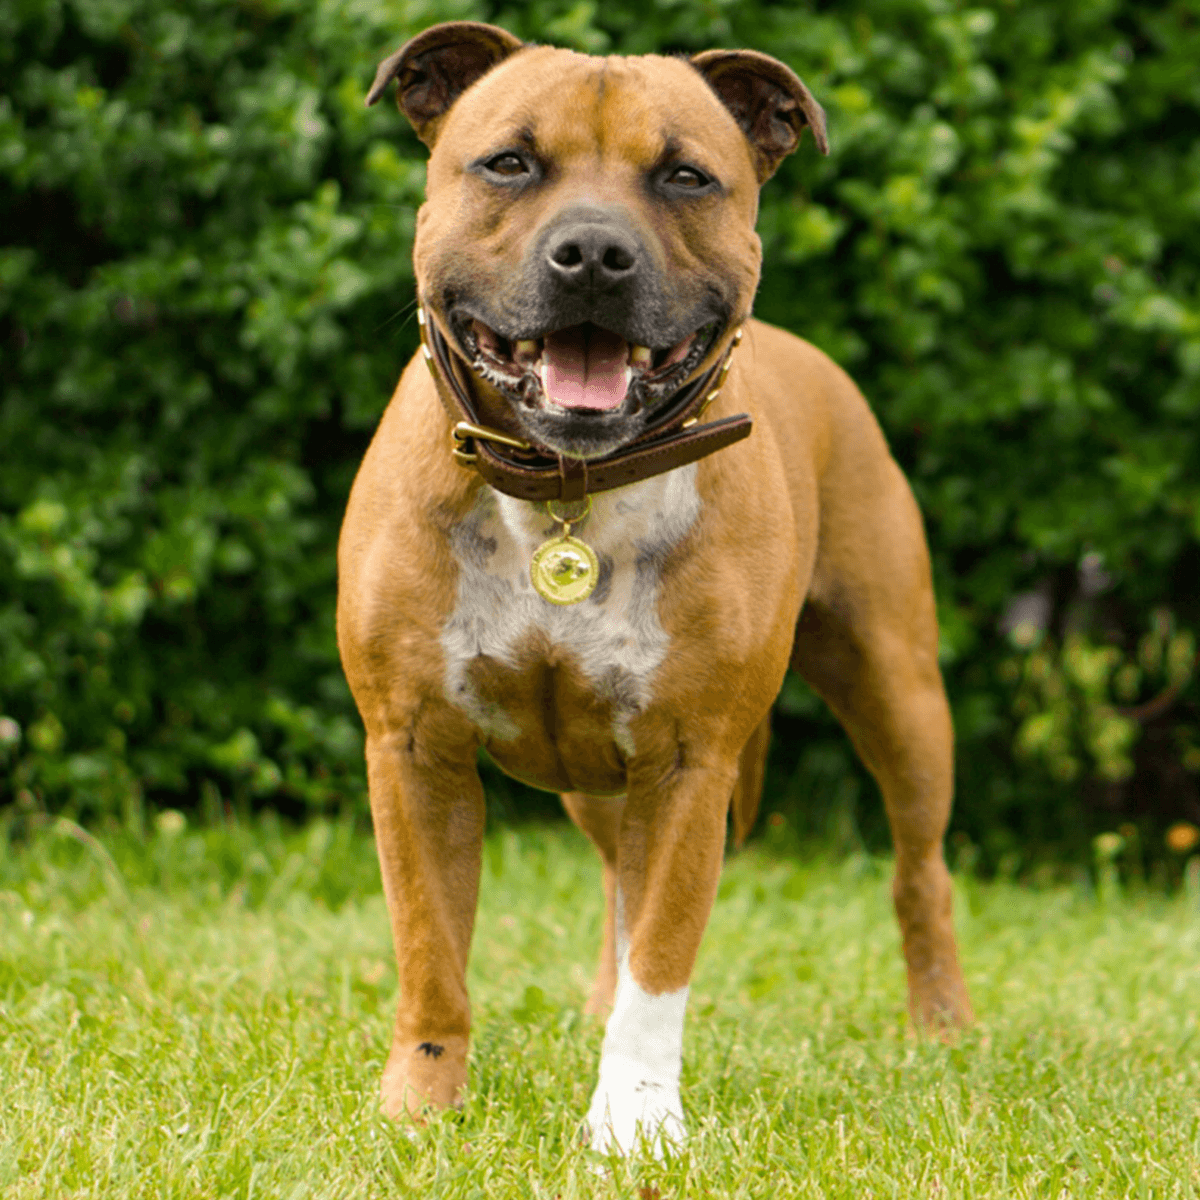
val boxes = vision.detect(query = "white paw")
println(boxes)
[585,1055,686,1157]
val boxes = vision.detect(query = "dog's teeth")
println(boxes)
[630,345,652,367]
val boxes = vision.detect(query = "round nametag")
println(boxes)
[530,535,599,605]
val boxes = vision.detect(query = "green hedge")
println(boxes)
[2,0,1199,868]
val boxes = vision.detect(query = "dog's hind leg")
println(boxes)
[790,460,973,1032]
[792,591,973,1031]
[729,714,771,848]
[560,792,625,1015]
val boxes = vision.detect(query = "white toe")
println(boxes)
[585,1055,685,1156]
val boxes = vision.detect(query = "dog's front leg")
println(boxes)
[366,725,485,1119]
[585,756,736,1156]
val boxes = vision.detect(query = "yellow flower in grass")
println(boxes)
[1165,822,1199,854]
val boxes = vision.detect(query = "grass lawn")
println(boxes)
[2,814,1200,1198]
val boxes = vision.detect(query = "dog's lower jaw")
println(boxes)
[585,955,688,1156]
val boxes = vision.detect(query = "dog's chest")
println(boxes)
[440,468,700,790]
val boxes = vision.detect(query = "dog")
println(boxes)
[337,21,973,1155]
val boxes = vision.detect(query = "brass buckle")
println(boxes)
[451,421,532,466]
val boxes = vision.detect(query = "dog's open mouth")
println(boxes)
[459,318,720,414]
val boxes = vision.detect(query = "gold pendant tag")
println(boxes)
[531,534,599,605]
[530,496,598,605]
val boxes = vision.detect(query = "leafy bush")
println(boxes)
[2,0,1199,869]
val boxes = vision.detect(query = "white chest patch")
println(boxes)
[440,467,701,751]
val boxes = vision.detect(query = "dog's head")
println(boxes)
[367,22,827,459]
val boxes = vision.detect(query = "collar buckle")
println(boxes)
[451,420,533,466]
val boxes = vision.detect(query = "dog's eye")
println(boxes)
[667,166,711,189]
[485,153,528,177]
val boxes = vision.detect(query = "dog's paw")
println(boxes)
[584,1055,686,1157]
[381,1035,469,1119]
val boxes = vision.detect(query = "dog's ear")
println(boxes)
[690,49,828,182]
[366,22,525,147]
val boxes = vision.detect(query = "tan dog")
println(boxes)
[337,21,973,1155]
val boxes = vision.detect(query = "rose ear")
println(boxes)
[690,49,828,183]
[365,21,525,147]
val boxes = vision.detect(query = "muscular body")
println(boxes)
[337,23,971,1155]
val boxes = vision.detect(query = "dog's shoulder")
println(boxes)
[744,317,894,478]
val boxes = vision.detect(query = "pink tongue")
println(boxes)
[542,327,629,410]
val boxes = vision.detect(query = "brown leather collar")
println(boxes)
[416,304,753,502]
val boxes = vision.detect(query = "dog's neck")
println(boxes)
[416,302,754,504]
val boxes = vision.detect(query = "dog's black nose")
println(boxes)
[545,219,639,290]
